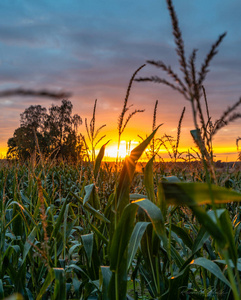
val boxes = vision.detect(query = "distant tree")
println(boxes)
[7,100,84,161]
[20,105,47,132]
[7,126,48,160]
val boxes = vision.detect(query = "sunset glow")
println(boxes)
[104,140,139,160]
[0,140,239,162]
[103,142,239,162]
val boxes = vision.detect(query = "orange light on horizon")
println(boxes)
[0,146,7,158]
[0,142,239,162]
[103,144,239,162]
[104,140,139,160]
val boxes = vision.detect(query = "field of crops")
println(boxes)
[1,131,241,300]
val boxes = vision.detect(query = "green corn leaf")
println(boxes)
[69,243,82,257]
[109,203,138,300]
[234,221,241,244]
[189,257,231,287]
[7,201,37,227]
[161,268,189,300]
[219,209,237,266]
[51,198,68,240]
[20,191,30,205]
[3,245,21,262]
[63,203,70,260]
[32,196,41,221]
[207,208,226,221]
[171,257,231,296]
[53,268,66,300]
[94,141,109,179]
[192,206,226,248]
[170,245,185,268]
[42,188,51,204]
[84,201,110,223]
[81,233,94,268]
[144,156,155,203]
[35,269,53,300]
[131,125,162,162]
[161,182,227,248]
[83,184,95,205]
[127,221,150,269]
[192,226,210,254]
[21,226,37,266]
[116,125,161,220]
[171,224,193,250]
[66,264,90,279]
[110,204,138,271]
[100,266,112,300]
[36,268,66,300]
[0,279,3,299]
[83,184,100,209]
[157,182,167,218]
[215,259,241,272]
[72,276,81,296]
[90,223,108,244]
[132,199,167,248]
[130,193,147,201]
[162,182,241,206]
[70,191,110,223]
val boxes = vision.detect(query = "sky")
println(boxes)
[0,0,241,161]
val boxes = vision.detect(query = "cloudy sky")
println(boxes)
[0,0,241,160]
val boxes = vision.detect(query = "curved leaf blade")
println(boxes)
[190,257,230,287]
[127,221,150,269]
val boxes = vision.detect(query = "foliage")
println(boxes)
[7,100,85,162]
[1,135,241,299]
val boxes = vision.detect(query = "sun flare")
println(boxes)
[105,140,138,160]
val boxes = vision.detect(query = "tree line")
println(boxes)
[7,100,86,162]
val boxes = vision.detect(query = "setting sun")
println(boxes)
[104,140,139,160]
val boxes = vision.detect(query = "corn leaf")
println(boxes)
[36,268,66,300]
[171,224,193,250]
[70,191,110,223]
[127,221,150,269]
[94,141,109,179]
[52,268,66,300]
[21,226,37,266]
[162,182,241,206]
[109,203,138,299]
[144,156,155,203]
[192,226,210,254]
[100,266,112,300]
[81,233,94,268]
[83,184,100,210]
[132,199,167,248]
[116,125,161,220]
[219,209,237,266]
[51,198,68,239]
[190,257,230,287]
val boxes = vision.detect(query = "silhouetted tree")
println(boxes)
[20,105,47,132]
[7,100,84,161]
